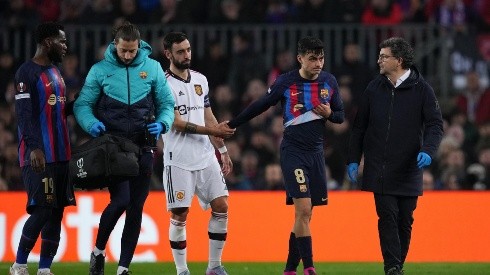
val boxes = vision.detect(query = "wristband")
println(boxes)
[218,146,228,154]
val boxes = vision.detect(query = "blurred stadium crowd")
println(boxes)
[0,0,490,191]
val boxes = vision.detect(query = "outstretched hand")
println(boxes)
[213,121,235,138]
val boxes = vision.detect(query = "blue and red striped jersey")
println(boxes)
[228,70,344,152]
[15,60,71,167]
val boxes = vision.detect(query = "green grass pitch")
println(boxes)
[2,262,490,274]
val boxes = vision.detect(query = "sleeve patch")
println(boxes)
[15,93,30,100]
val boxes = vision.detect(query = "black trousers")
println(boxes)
[374,193,418,272]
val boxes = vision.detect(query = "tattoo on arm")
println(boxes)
[184,122,197,133]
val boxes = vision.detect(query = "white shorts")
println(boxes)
[163,157,229,210]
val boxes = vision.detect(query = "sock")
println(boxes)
[285,232,301,272]
[16,235,36,264]
[12,263,28,268]
[117,266,128,274]
[169,219,187,274]
[208,212,228,269]
[296,236,313,269]
[39,239,59,269]
[93,246,105,256]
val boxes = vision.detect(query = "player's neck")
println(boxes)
[299,68,319,80]
[170,65,188,80]
[32,49,52,66]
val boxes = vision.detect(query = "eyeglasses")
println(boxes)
[378,54,396,61]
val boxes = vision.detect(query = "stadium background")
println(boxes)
[0,0,490,265]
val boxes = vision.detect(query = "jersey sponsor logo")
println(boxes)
[291,91,302,96]
[177,104,205,115]
[320,88,329,98]
[194,84,203,96]
[16,82,27,93]
[48,94,57,105]
[106,73,115,78]
[139,71,148,79]
[178,91,185,96]
[175,190,185,201]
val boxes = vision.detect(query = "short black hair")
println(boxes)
[297,36,324,56]
[113,21,140,42]
[379,37,414,69]
[162,32,188,50]
[34,22,64,44]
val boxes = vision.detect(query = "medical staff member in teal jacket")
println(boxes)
[74,22,174,275]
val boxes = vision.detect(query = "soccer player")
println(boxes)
[347,37,443,275]
[161,32,235,275]
[11,22,75,275]
[73,22,175,275]
[227,36,345,275]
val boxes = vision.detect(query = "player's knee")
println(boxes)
[170,207,189,220]
[210,196,228,213]
[295,207,312,221]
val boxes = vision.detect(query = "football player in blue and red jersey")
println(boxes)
[227,37,344,275]
[10,22,75,275]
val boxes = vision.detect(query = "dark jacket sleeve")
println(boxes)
[420,82,443,157]
[347,84,371,164]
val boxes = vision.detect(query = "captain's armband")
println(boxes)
[184,122,197,133]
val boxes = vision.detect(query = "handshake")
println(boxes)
[211,121,235,139]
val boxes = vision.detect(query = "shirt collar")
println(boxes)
[395,69,411,88]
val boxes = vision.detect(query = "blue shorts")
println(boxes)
[280,148,328,206]
[22,161,76,214]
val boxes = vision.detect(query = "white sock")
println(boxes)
[208,212,228,269]
[170,219,187,274]
[37,268,50,274]
[93,246,105,256]
[116,266,128,274]
[12,263,27,268]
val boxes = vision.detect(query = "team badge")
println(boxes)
[16,82,26,93]
[194,84,203,96]
[139,71,148,79]
[176,191,185,201]
[320,88,329,99]
[299,185,307,192]
[46,194,54,204]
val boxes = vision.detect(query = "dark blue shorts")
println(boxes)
[280,148,328,206]
[22,161,76,214]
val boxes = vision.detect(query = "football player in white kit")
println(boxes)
[161,32,235,275]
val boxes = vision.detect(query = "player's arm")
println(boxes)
[204,107,234,175]
[172,108,234,138]
[326,87,345,124]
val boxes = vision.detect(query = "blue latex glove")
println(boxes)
[347,163,359,183]
[417,152,432,169]
[89,121,106,137]
[147,122,165,138]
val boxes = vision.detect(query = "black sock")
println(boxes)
[296,236,313,269]
[285,232,301,272]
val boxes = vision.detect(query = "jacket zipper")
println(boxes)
[126,66,131,135]
[381,89,395,193]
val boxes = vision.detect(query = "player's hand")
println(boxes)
[148,122,165,138]
[312,103,331,119]
[220,152,233,176]
[213,121,235,138]
[89,121,106,137]
[417,152,431,169]
[30,149,46,173]
[347,163,359,183]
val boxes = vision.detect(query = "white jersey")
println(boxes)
[163,69,215,171]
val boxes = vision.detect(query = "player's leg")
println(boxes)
[11,165,55,275]
[163,165,195,275]
[38,161,75,275]
[116,151,153,274]
[196,159,229,275]
[292,198,314,275]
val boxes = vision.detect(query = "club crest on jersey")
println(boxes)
[320,88,329,98]
[175,191,185,201]
[299,185,307,192]
[16,82,27,93]
[194,84,203,96]
[139,71,148,79]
